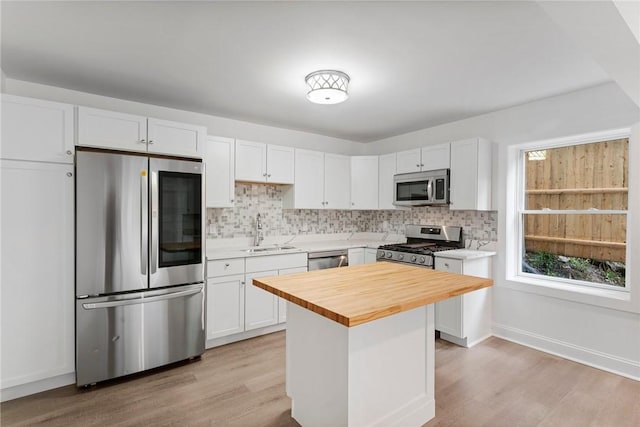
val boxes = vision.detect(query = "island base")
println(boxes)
[286,303,435,427]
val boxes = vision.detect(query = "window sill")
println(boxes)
[501,274,638,314]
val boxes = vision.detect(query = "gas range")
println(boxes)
[377,225,463,268]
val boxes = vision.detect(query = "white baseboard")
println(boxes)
[0,373,75,403]
[206,323,286,349]
[493,323,640,381]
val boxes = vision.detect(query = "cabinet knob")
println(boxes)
[416,164,420,168]
[230,199,234,202]
[352,202,355,206]
[139,139,146,143]
[444,263,450,268]
[267,174,271,178]
[420,163,424,167]
[66,150,73,155]
[67,172,73,177]
[224,263,230,268]
[148,140,154,144]
[263,173,267,177]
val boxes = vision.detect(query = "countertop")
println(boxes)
[206,233,404,260]
[252,261,493,327]
[433,249,496,260]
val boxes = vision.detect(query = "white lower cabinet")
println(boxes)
[364,248,379,264]
[434,256,492,348]
[348,248,364,265]
[1,160,75,398]
[206,274,245,340]
[206,253,307,347]
[277,267,308,323]
[245,270,279,330]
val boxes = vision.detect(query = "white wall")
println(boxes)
[369,82,640,379]
[4,78,366,156]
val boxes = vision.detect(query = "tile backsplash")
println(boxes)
[206,184,497,242]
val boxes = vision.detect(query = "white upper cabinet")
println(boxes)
[324,153,351,210]
[266,144,295,184]
[235,140,294,184]
[396,148,422,174]
[78,106,147,151]
[77,106,205,158]
[283,149,325,209]
[421,143,450,170]
[147,118,206,158]
[396,143,451,174]
[235,139,266,182]
[450,138,492,211]
[350,156,378,210]
[1,94,74,163]
[378,152,398,210]
[204,136,235,208]
[283,149,350,210]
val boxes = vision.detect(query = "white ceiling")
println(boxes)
[1,1,612,142]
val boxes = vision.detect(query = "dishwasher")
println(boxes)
[308,250,349,271]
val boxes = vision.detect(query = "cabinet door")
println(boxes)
[396,148,421,174]
[449,139,478,210]
[1,95,74,163]
[1,160,74,389]
[378,152,397,210]
[147,118,206,158]
[350,156,378,210]
[421,143,450,170]
[291,149,324,209]
[235,140,266,182]
[206,275,245,341]
[348,248,365,265]
[77,106,147,151]
[364,248,379,264]
[204,136,235,208]
[245,270,279,331]
[434,258,464,338]
[324,153,351,209]
[277,266,307,323]
[266,144,294,184]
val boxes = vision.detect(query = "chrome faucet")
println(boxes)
[255,213,264,246]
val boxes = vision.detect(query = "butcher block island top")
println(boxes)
[252,261,493,327]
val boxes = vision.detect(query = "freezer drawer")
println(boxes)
[76,284,205,386]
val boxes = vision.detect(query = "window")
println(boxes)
[517,135,628,290]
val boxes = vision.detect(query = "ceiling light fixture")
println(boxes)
[305,70,350,105]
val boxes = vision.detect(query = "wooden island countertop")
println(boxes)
[252,261,493,327]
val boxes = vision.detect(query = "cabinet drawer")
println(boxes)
[434,258,463,274]
[245,253,308,273]
[207,258,245,277]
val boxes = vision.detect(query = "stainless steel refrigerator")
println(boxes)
[75,148,205,386]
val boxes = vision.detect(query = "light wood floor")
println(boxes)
[2,332,639,426]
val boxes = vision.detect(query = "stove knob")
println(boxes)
[398,254,404,260]
[386,252,393,258]
[411,255,417,262]
[418,257,426,264]
[378,250,385,258]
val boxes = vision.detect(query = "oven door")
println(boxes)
[149,158,204,288]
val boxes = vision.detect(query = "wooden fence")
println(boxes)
[524,138,628,262]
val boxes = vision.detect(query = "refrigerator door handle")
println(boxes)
[81,287,202,310]
[141,171,148,275]
[150,170,158,274]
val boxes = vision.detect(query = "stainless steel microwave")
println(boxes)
[393,169,450,206]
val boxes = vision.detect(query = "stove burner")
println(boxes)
[377,225,464,267]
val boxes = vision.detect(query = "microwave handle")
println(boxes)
[427,180,434,201]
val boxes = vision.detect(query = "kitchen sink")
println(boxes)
[244,245,297,253]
